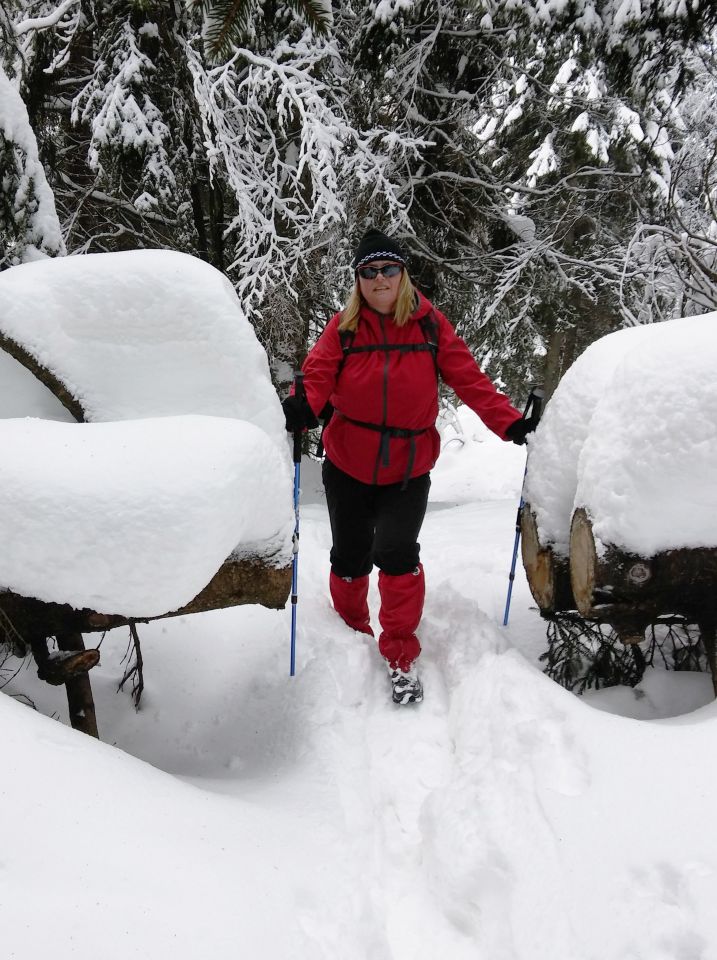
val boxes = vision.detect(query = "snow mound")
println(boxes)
[0,416,294,617]
[0,691,304,960]
[525,312,717,555]
[578,314,717,554]
[524,324,653,554]
[0,249,286,449]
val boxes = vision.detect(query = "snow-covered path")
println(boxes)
[4,441,717,959]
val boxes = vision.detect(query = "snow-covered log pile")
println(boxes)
[0,250,294,631]
[523,313,717,643]
[521,323,653,615]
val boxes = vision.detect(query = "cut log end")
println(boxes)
[520,508,554,610]
[520,506,574,615]
[569,507,598,618]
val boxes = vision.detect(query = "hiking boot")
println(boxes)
[37,649,100,686]
[388,665,423,705]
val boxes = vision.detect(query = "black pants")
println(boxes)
[322,458,430,578]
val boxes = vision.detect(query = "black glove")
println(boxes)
[282,394,319,432]
[505,415,538,446]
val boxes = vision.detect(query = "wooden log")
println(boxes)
[0,555,292,640]
[520,506,574,615]
[0,331,85,422]
[569,507,717,636]
[56,632,99,739]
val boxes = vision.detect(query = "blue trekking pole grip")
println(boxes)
[503,386,545,626]
[290,371,305,676]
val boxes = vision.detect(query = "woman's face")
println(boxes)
[357,260,403,314]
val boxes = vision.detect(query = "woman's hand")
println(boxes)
[505,416,538,445]
[282,394,319,432]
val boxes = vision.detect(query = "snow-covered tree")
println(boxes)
[8,0,717,391]
[624,41,717,321]
[5,0,418,378]
[331,1,717,395]
[191,0,332,59]
[68,2,199,254]
[0,64,65,268]
[181,5,423,378]
[453,0,717,394]
[0,1,68,267]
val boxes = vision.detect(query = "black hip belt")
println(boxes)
[336,411,432,488]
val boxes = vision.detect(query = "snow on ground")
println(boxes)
[0,416,293,616]
[3,409,717,960]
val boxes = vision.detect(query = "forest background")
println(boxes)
[3,0,717,401]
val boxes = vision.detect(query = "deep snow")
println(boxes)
[0,250,287,448]
[525,312,717,555]
[0,416,293,615]
[0,249,294,615]
[2,407,716,960]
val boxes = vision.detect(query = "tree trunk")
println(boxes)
[542,329,566,402]
[520,507,574,615]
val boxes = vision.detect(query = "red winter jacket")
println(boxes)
[302,291,522,485]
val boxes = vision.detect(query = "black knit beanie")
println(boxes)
[351,228,407,270]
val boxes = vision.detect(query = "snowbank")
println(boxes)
[0,690,306,960]
[525,312,717,555]
[0,417,294,616]
[0,249,286,449]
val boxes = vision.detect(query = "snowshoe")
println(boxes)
[389,666,423,705]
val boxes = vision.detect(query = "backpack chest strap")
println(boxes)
[342,342,437,356]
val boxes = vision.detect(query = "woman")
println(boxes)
[283,228,534,705]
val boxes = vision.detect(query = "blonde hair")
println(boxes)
[338,268,416,333]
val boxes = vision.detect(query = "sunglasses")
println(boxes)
[357,263,403,280]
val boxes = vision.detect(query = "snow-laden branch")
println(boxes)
[183,31,427,312]
[14,0,78,36]
[12,0,83,77]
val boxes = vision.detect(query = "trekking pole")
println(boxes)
[503,386,545,627]
[290,371,305,677]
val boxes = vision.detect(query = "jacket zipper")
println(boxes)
[371,313,391,485]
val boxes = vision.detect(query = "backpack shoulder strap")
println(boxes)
[418,308,439,344]
[418,309,440,380]
[338,328,356,355]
